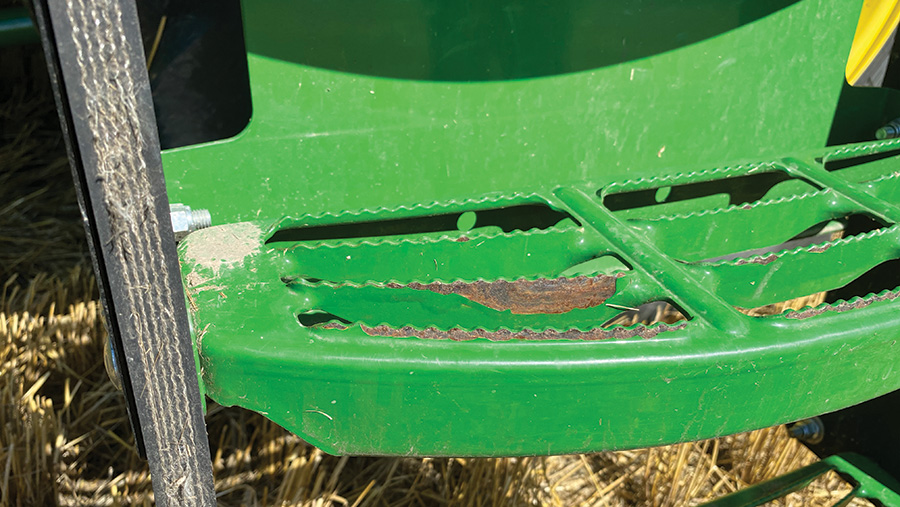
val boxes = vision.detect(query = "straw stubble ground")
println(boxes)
[0,39,868,507]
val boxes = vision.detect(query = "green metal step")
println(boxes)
[180,141,900,456]
[162,0,900,456]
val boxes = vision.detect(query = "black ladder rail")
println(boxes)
[30,0,216,504]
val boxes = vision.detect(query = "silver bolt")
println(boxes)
[788,416,824,444]
[104,335,123,391]
[876,118,900,140]
[169,203,212,241]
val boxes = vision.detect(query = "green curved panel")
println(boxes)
[238,0,800,81]
[163,0,861,224]
[163,0,900,456]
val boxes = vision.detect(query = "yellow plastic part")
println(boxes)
[847,0,900,85]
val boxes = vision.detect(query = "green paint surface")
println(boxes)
[165,0,900,456]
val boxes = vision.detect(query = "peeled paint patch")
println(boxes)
[387,275,620,314]
[733,254,778,266]
[182,222,262,280]
[360,322,687,341]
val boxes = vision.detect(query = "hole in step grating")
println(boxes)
[601,301,687,328]
[298,311,351,328]
[293,271,691,339]
[735,259,900,318]
[819,147,900,172]
[266,204,578,245]
[825,258,900,305]
[601,171,820,214]
[736,293,832,317]
[715,216,889,317]
[813,214,885,236]
[394,275,622,315]
[294,306,689,340]
[140,0,252,149]
[698,213,887,264]
[289,254,632,315]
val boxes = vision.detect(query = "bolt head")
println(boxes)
[788,417,824,444]
[104,335,123,391]
[170,203,193,241]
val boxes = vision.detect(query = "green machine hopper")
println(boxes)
[160,0,900,459]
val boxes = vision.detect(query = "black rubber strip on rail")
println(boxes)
[30,0,216,504]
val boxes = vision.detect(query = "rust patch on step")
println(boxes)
[807,244,832,253]
[734,254,778,266]
[360,321,686,341]
[389,275,620,314]
[785,289,900,319]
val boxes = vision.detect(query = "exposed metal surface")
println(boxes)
[394,275,620,314]
[360,321,687,341]
[732,254,778,266]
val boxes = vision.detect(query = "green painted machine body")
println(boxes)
[164,0,900,456]
[165,0,864,223]
[703,453,900,506]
